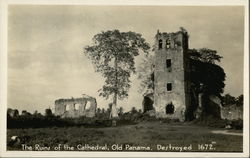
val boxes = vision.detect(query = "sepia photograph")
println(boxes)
[0,0,249,157]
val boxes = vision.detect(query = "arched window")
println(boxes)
[75,103,80,110]
[166,103,174,114]
[166,40,170,49]
[158,39,163,49]
[65,104,71,111]
[85,101,91,110]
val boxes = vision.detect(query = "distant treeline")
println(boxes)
[7,107,149,129]
[222,94,243,107]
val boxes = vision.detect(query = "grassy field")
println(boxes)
[7,121,242,152]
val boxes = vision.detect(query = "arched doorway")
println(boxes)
[143,95,154,113]
[166,103,174,114]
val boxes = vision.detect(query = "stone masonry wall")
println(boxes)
[54,95,97,118]
[154,31,191,121]
[221,104,243,120]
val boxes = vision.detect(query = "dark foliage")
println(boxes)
[222,94,243,107]
[192,114,243,130]
[45,109,53,117]
[187,48,226,119]
[7,115,68,129]
[189,58,226,96]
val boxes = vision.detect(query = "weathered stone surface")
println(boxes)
[154,30,191,121]
[221,104,243,120]
[54,94,97,118]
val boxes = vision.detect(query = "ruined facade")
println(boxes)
[154,30,191,121]
[54,94,97,118]
[221,105,243,120]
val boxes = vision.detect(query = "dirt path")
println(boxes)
[211,130,243,136]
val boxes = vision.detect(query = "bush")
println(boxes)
[192,115,228,128]
[7,114,115,129]
[229,119,243,130]
[191,115,243,130]
[7,115,70,128]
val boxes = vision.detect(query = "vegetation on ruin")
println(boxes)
[84,30,150,118]
[137,45,228,120]
[188,48,225,96]
[222,94,243,107]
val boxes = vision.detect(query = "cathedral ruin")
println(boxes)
[54,94,97,118]
[153,30,191,121]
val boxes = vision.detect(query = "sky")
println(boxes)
[7,5,244,114]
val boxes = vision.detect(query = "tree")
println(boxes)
[21,110,31,116]
[7,108,19,117]
[96,108,101,114]
[131,107,137,114]
[101,108,105,114]
[137,54,155,94]
[118,107,124,116]
[222,93,236,105]
[185,48,225,118]
[188,48,222,64]
[188,48,225,96]
[138,109,142,113]
[236,94,243,106]
[84,30,150,118]
[45,109,53,117]
[33,110,38,115]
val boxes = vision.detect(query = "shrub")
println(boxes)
[229,119,243,130]
[192,115,228,128]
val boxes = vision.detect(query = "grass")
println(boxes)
[7,121,242,152]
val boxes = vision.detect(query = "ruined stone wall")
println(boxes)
[221,105,243,120]
[54,95,97,118]
[154,31,191,121]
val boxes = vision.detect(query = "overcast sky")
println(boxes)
[8,5,244,114]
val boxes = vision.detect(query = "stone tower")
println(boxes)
[154,30,191,121]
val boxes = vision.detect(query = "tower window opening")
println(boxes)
[166,102,175,114]
[166,59,171,68]
[159,39,163,49]
[167,83,172,91]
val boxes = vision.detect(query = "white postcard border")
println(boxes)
[0,0,249,157]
